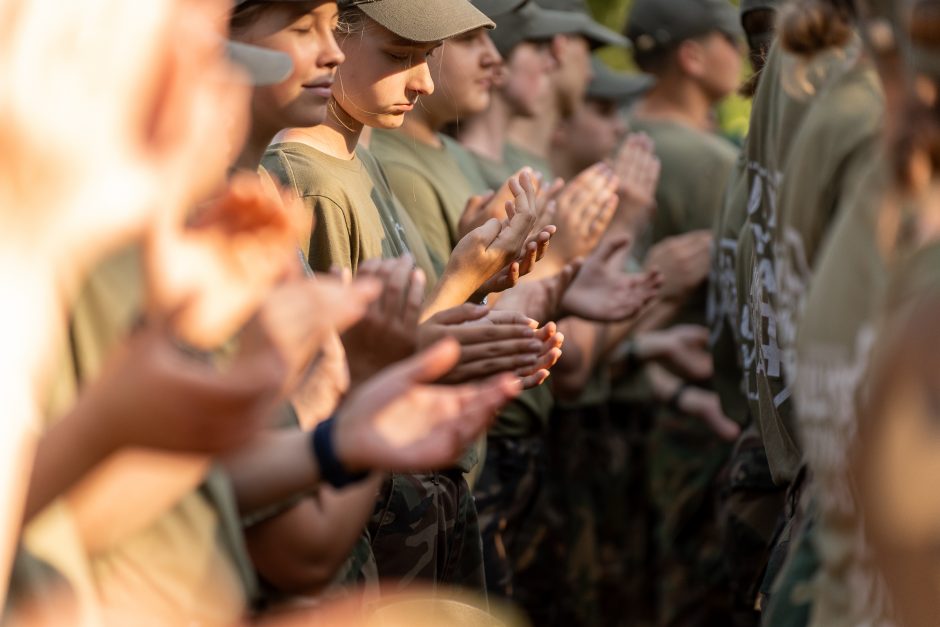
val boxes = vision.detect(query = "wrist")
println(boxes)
[310,414,369,489]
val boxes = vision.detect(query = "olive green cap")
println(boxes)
[586,57,655,104]
[534,0,630,48]
[489,0,618,57]
[472,0,527,19]
[626,0,743,54]
[226,41,294,86]
[340,0,494,42]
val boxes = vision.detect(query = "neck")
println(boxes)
[276,102,363,160]
[399,105,443,148]
[234,120,279,173]
[506,102,559,159]
[632,77,715,132]
[457,92,512,162]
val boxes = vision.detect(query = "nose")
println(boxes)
[408,62,435,96]
[320,31,345,69]
[480,33,503,68]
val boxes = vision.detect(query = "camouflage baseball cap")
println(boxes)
[626,0,742,54]
[340,0,494,42]
[535,0,629,48]
[586,57,654,104]
[472,0,527,19]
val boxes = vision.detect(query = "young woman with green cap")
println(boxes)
[256,0,562,597]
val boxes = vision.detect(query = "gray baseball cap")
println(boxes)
[340,0,494,42]
[626,0,743,54]
[488,1,586,56]
[587,58,655,104]
[226,40,294,86]
[535,0,629,48]
[472,0,527,19]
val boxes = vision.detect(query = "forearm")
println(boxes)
[420,269,481,321]
[222,430,322,516]
[244,475,383,595]
[551,319,605,400]
[24,391,116,523]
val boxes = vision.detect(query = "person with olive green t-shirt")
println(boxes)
[791,152,894,627]
[731,31,857,618]
[624,0,742,623]
[262,143,437,283]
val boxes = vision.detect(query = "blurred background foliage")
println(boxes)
[585,0,752,144]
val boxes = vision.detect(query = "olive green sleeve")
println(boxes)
[306,194,357,274]
[381,161,454,274]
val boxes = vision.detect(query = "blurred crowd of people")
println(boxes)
[2,0,940,625]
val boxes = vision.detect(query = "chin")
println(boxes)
[373,113,406,130]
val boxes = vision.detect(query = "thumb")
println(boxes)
[394,338,462,385]
[427,303,489,326]
[598,233,632,262]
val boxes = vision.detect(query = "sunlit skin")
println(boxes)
[0,0,247,612]
[231,1,344,170]
[400,27,503,146]
[457,40,556,163]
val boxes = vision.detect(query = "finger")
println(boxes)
[459,338,543,364]
[470,217,504,249]
[382,256,414,321]
[449,353,540,381]
[403,268,426,329]
[393,338,462,384]
[519,369,550,389]
[452,323,538,345]
[426,303,490,326]
[484,310,539,328]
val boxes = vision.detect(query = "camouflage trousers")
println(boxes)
[718,421,788,627]
[760,469,816,627]
[523,401,649,627]
[649,407,735,627]
[367,470,486,596]
[473,435,547,602]
[512,403,608,627]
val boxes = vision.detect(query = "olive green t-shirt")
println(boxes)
[628,116,738,328]
[503,142,554,182]
[707,153,750,427]
[370,129,472,275]
[443,135,493,196]
[40,246,258,623]
[791,153,892,627]
[458,145,516,193]
[734,39,864,485]
[261,142,435,283]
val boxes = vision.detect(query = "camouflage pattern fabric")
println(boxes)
[610,399,660,627]
[649,407,734,627]
[368,470,486,596]
[718,421,787,626]
[512,402,605,626]
[473,435,546,601]
[759,469,816,626]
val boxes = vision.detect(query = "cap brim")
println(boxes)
[472,0,527,19]
[588,72,655,103]
[226,41,293,86]
[570,13,630,49]
[356,0,495,43]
